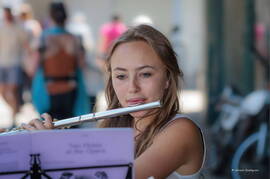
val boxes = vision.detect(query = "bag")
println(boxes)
[42,33,81,95]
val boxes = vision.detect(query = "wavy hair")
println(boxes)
[98,25,184,157]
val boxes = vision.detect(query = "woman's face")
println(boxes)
[110,41,168,119]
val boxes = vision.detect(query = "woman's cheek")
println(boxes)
[114,85,127,106]
[146,82,162,98]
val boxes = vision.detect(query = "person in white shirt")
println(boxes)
[0,7,29,127]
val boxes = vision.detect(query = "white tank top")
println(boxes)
[161,114,206,179]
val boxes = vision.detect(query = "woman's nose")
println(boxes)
[128,76,140,93]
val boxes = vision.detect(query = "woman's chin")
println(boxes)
[129,110,149,119]
[130,110,152,119]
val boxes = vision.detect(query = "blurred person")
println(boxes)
[18,3,42,104]
[67,12,94,53]
[67,13,104,112]
[19,3,42,52]
[32,2,88,120]
[18,3,42,77]
[0,7,29,127]
[22,25,205,179]
[96,14,127,71]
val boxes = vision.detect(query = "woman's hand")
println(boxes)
[21,113,54,131]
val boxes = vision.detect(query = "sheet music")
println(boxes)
[0,133,31,172]
[0,128,134,179]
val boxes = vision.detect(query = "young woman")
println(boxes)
[22,24,205,179]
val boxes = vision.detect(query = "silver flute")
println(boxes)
[0,101,161,136]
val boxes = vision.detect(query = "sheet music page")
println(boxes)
[0,128,134,179]
[31,128,134,169]
[0,133,31,172]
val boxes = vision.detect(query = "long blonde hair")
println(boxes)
[98,25,184,157]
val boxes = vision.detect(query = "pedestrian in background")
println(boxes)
[96,14,127,71]
[32,2,89,120]
[18,3,42,104]
[0,7,29,127]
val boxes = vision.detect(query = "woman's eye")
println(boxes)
[141,72,152,78]
[116,74,126,80]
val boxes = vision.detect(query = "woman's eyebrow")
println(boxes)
[113,65,156,72]
[136,65,156,71]
[113,67,127,71]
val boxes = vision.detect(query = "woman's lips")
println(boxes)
[127,99,146,106]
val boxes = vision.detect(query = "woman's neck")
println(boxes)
[134,116,154,135]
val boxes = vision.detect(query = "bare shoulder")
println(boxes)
[157,117,202,140]
[153,117,203,155]
[135,117,204,178]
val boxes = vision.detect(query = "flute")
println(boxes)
[0,101,161,136]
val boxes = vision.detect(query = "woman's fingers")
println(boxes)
[28,118,47,130]
[41,113,54,129]
[21,113,54,131]
[21,123,37,131]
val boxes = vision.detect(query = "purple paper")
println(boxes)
[0,128,134,179]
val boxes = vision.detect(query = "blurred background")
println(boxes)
[0,0,269,178]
